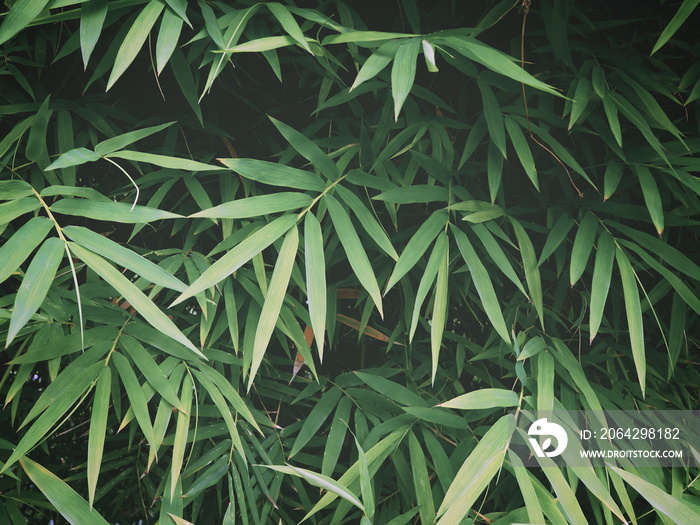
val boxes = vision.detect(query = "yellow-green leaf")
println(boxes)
[616,247,645,397]
[87,366,111,508]
[430,239,449,385]
[589,232,615,343]
[304,213,327,360]
[391,39,421,121]
[438,388,519,410]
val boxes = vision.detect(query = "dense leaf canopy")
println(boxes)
[1,0,699,523]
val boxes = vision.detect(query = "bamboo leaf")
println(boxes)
[430,239,449,385]
[325,195,383,317]
[0,217,53,285]
[304,213,327,360]
[589,232,615,343]
[170,372,193,500]
[436,415,510,523]
[107,150,222,171]
[410,232,447,342]
[322,397,353,477]
[385,210,448,294]
[471,223,528,298]
[263,465,365,511]
[323,31,417,45]
[569,77,592,129]
[267,2,312,53]
[45,147,101,170]
[604,159,623,201]
[479,78,506,158]
[7,237,64,347]
[391,39,421,121]
[537,350,554,413]
[289,387,342,459]
[172,214,297,305]
[0,198,42,226]
[269,116,339,180]
[63,226,187,292]
[351,40,399,91]
[615,247,646,397]
[408,431,435,525]
[505,116,537,190]
[51,200,181,223]
[651,0,700,54]
[538,214,575,266]
[248,225,298,390]
[94,122,175,155]
[452,225,510,343]
[87,366,111,508]
[570,211,598,286]
[437,388,519,410]
[190,192,311,220]
[218,158,325,191]
[156,6,183,74]
[80,0,108,69]
[69,243,204,358]
[373,185,449,204]
[0,0,51,47]
[634,164,664,236]
[510,219,544,330]
[107,0,165,91]
[20,457,111,525]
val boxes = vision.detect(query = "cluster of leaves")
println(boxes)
[0,0,699,523]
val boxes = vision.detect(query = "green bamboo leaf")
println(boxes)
[0,197,42,226]
[569,77,592,129]
[391,39,421,121]
[651,0,700,54]
[218,158,325,191]
[536,350,554,413]
[1,360,103,476]
[94,122,175,156]
[165,0,190,26]
[451,225,510,343]
[51,199,181,223]
[486,141,503,204]
[173,214,297,306]
[325,195,384,317]
[589,232,615,343]
[353,433,374,522]
[269,116,340,180]
[438,36,561,97]
[63,226,186,292]
[351,40,399,91]
[533,449,588,525]
[385,210,448,294]
[155,7,183,74]
[510,219,544,330]
[45,147,101,171]
[304,427,408,521]
[20,457,110,525]
[248,225,298,391]
[322,396,352,477]
[0,180,33,200]
[470,223,528,298]
[0,217,53,285]
[373,185,449,204]
[430,239,449,385]
[0,115,34,159]
[170,46,203,124]
[354,372,427,407]
[509,452,545,525]
[170,372,193,500]
[602,95,623,148]
[611,465,700,522]
[505,117,537,189]
[634,164,664,236]
[194,365,261,434]
[570,211,598,286]
[410,232,446,342]
[0,0,51,47]
[263,465,365,511]
[222,35,296,53]
[80,0,108,69]
[107,0,165,91]
[198,0,224,48]
[7,237,64,347]
[479,78,506,158]
[410,150,451,184]
[323,31,418,45]
[87,366,110,508]
[408,431,435,525]
[107,150,221,171]
[289,387,342,459]
[69,243,203,358]
[438,388,519,410]
[191,192,311,220]
[336,185,398,260]
[304,213,327,360]
[436,415,510,523]
[121,336,186,412]
[267,2,312,53]
[459,114,487,169]
[604,159,623,201]
[615,247,646,397]
[538,214,574,266]
[112,352,158,451]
